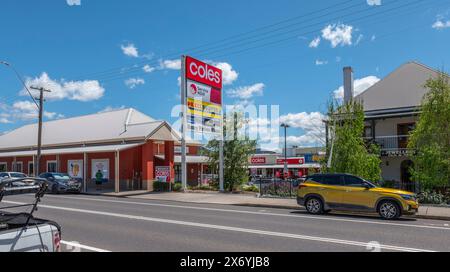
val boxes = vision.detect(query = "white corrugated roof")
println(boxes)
[355,62,442,112]
[0,143,143,158]
[0,108,180,151]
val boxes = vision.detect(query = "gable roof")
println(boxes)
[355,62,442,112]
[0,108,180,151]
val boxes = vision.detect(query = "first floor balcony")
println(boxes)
[364,135,415,157]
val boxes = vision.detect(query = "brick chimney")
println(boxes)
[343,66,354,103]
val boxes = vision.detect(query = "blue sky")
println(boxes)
[0,0,449,150]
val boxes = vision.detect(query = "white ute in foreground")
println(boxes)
[0,178,61,252]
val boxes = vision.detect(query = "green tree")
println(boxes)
[325,100,382,182]
[408,73,450,190]
[202,112,257,191]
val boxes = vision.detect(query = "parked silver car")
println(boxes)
[0,172,35,187]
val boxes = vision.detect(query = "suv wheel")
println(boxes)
[305,197,324,215]
[378,200,401,220]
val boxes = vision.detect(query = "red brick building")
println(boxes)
[0,108,208,193]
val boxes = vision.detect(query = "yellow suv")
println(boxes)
[297,174,419,220]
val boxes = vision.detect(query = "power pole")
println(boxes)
[30,86,51,176]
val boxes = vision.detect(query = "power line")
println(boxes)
[96,0,434,83]
[89,1,395,82]
[0,61,39,109]
[70,0,366,81]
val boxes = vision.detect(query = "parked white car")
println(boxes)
[0,178,62,252]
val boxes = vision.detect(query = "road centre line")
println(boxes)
[3,200,437,252]
[41,195,450,231]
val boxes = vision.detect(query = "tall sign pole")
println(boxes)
[219,89,224,192]
[180,56,188,191]
[182,55,223,192]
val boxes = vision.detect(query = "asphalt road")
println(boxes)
[2,193,450,252]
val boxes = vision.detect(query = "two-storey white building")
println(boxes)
[351,62,442,191]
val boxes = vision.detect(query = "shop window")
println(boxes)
[13,162,23,173]
[0,163,6,172]
[47,161,57,173]
[28,162,34,176]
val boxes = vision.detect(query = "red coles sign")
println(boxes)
[186,56,222,90]
[250,157,266,164]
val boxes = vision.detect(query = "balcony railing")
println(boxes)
[364,135,413,156]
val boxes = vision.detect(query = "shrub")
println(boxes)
[172,183,182,192]
[242,184,259,193]
[418,190,450,205]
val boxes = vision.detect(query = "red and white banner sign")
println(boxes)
[276,158,305,165]
[155,166,171,182]
[186,56,223,90]
[250,157,267,165]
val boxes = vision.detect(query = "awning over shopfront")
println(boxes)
[0,143,143,158]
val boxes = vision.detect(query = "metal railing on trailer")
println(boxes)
[0,178,49,226]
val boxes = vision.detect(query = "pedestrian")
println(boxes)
[95,169,103,191]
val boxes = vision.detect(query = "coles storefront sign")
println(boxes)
[250,157,266,165]
[276,158,305,165]
[186,56,222,89]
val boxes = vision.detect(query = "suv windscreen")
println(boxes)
[307,175,322,183]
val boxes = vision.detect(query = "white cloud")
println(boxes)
[121,43,139,58]
[23,72,104,102]
[309,37,321,48]
[143,64,155,73]
[280,112,325,131]
[315,59,328,66]
[336,56,342,63]
[432,19,450,30]
[227,83,265,100]
[321,23,353,48]
[371,35,376,41]
[98,105,126,113]
[159,59,181,70]
[10,100,63,121]
[124,78,145,89]
[367,0,381,6]
[333,76,381,99]
[0,117,11,124]
[211,62,239,85]
[66,0,81,6]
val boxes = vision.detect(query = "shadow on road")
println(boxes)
[289,210,417,222]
